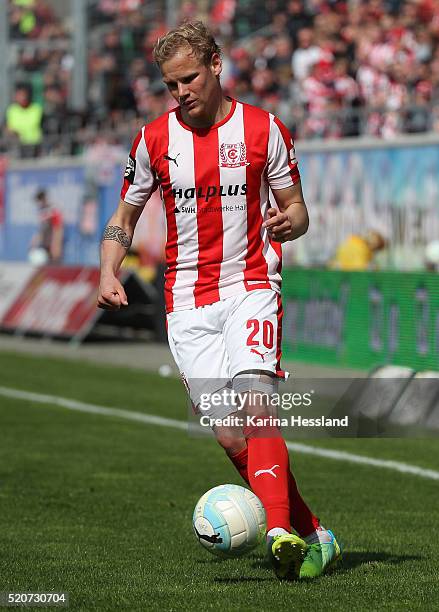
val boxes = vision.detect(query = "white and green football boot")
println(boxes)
[299,529,342,579]
[267,533,308,580]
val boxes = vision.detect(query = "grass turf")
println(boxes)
[0,350,438,611]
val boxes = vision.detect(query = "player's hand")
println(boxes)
[263,207,293,243]
[97,274,128,310]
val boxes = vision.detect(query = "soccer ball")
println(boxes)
[28,247,49,266]
[192,484,266,558]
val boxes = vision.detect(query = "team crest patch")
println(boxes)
[289,138,297,165]
[219,142,250,168]
[124,154,136,183]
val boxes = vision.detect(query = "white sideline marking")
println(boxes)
[1,385,439,482]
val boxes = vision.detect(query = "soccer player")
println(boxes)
[97,21,341,580]
[30,188,64,263]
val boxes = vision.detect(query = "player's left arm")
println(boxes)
[265,116,309,243]
[263,181,309,243]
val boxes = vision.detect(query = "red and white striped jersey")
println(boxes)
[121,98,300,313]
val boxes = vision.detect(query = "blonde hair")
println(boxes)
[153,21,221,68]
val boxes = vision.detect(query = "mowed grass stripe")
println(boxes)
[1,385,439,482]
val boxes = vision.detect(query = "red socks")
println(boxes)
[246,436,291,533]
[287,469,320,536]
[228,444,320,537]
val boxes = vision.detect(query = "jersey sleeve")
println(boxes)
[266,116,300,190]
[121,126,157,206]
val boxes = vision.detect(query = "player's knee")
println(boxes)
[232,370,283,439]
[232,370,277,417]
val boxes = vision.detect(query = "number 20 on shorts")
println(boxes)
[246,319,274,349]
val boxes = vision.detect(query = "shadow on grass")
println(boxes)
[196,552,262,565]
[251,557,274,571]
[196,553,274,582]
[251,550,421,574]
[340,551,422,571]
[214,576,273,583]
[197,550,421,584]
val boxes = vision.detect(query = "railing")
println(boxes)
[290,104,437,140]
[2,102,438,158]
[1,110,143,158]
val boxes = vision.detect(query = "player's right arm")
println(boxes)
[98,126,157,310]
[97,199,144,310]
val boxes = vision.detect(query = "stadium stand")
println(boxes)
[2,0,439,156]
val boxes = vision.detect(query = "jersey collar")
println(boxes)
[175,98,237,133]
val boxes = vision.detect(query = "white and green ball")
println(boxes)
[192,484,266,558]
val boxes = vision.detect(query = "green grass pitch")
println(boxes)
[0,350,438,611]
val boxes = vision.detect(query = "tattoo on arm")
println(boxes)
[102,225,132,249]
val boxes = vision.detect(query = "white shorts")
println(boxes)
[166,289,287,410]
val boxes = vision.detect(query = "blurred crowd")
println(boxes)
[2,0,439,157]
[229,0,439,139]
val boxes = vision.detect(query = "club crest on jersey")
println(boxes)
[219,142,250,168]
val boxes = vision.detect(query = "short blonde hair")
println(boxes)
[153,21,221,68]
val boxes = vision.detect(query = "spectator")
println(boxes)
[333,59,357,102]
[30,188,64,263]
[42,84,67,132]
[330,231,387,271]
[268,35,293,76]
[5,0,439,156]
[6,83,43,155]
[302,62,335,138]
[292,28,322,82]
[286,0,313,44]
[405,84,432,133]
